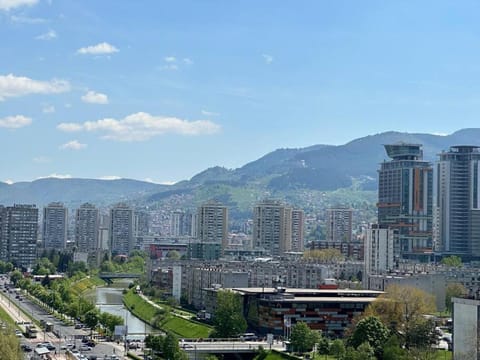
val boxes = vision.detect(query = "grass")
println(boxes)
[159,315,212,338]
[70,276,106,296]
[0,302,15,326]
[124,290,159,321]
[123,290,213,338]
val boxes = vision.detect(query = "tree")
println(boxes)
[382,336,409,360]
[405,317,437,350]
[446,283,467,312]
[84,309,100,334]
[10,270,22,285]
[145,334,163,352]
[348,316,390,357]
[0,327,22,360]
[167,250,180,260]
[289,322,321,353]
[163,332,180,360]
[212,290,247,338]
[361,284,436,335]
[329,339,346,358]
[344,342,375,360]
[317,335,330,355]
[441,255,462,267]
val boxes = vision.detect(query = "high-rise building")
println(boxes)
[75,203,99,253]
[378,143,433,259]
[253,200,294,256]
[171,210,196,236]
[2,204,38,269]
[364,224,397,277]
[197,201,228,254]
[291,209,305,252]
[437,145,480,258]
[326,208,353,242]
[42,202,67,249]
[110,203,134,256]
[134,210,149,237]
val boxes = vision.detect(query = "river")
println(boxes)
[86,282,153,340]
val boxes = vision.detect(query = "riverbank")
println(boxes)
[123,290,212,338]
[71,275,106,295]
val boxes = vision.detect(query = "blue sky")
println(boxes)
[2,0,480,184]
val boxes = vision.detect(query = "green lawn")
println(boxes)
[70,276,105,295]
[123,290,212,338]
[0,302,15,326]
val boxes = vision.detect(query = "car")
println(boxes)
[21,344,33,352]
[86,340,96,347]
[75,323,83,329]
[79,345,92,351]
[88,356,98,360]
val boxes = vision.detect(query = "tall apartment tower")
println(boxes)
[378,143,433,259]
[253,200,293,256]
[110,203,134,256]
[43,202,68,249]
[134,211,149,237]
[291,209,305,252]
[326,208,353,242]
[75,203,99,253]
[197,201,228,250]
[171,210,193,236]
[2,205,38,269]
[364,224,397,277]
[437,146,480,258]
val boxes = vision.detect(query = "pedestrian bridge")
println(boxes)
[98,273,142,282]
[180,340,286,359]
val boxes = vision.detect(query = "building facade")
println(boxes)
[1,204,38,269]
[75,203,99,253]
[364,224,397,276]
[326,208,353,242]
[42,202,67,250]
[197,201,228,256]
[437,145,480,258]
[109,203,134,256]
[378,143,433,259]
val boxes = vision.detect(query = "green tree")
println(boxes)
[84,309,100,334]
[0,327,22,360]
[10,269,22,285]
[145,334,163,352]
[329,339,346,358]
[167,250,181,260]
[289,322,321,353]
[405,317,436,350]
[212,290,247,338]
[163,332,180,360]
[441,255,462,267]
[382,336,408,360]
[344,342,375,360]
[348,316,390,356]
[446,282,467,312]
[317,336,330,355]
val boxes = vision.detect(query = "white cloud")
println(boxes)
[57,111,221,142]
[0,0,38,11]
[77,42,119,55]
[0,74,70,101]
[262,54,274,64]
[10,15,46,23]
[37,173,72,179]
[201,109,219,116]
[164,56,176,63]
[59,140,87,150]
[159,64,178,71]
[0,115,32,128]
[36,29,57,40]
[3,179,14,185]
[81,90,108,104]
[33,156,51,163]
[99,175,122,180]
[183,58,193,65]
[42,104,55,113]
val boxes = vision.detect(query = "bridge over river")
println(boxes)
[180,339,286,360]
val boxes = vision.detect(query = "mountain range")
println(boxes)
[2,128,480,212]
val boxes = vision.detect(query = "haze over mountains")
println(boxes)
[2,128,480,209]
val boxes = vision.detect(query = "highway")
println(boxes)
[0,276,130,359]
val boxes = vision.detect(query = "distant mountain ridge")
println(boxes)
[2,129,480,209]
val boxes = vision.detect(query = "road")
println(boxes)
[0,276,133,360]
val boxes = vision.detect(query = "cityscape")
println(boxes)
[4,1,480,360]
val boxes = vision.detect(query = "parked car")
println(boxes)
[21,344,33,352]
[79,345,92,351]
